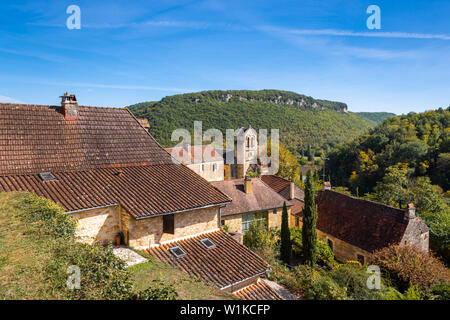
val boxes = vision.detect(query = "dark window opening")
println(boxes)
[327,239,334,252]
[169,246,186,258]
[357,254,365,265]
[200,238,216,249]
[163,214,175,234]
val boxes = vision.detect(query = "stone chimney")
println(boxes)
[60,92,79,120]
[289,182,295,200]
[244,176,252,194]
[406,203,416,219]
[323,181,331,191]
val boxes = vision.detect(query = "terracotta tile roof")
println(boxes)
[165,144,222,164]
[145,230,269,289]
[261,175,304,216]
[0,103,173,176]
[0,163,230,218]
[211,178,292,217]
[0,103,230,218]
[316,190,429,252]
[234,280,283,300]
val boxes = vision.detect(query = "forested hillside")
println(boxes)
[328,108,450,193]
[128,90,375,155]
[354,112,396,124]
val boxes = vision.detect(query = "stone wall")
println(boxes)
[128,206,220,249]
[71,205,121,245]
[317,229,370,264]
[187,160,224,182]
[221,214,243,234]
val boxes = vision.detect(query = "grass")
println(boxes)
[128,251,235,300]
[0,191,233,300]
[0,192,55,299]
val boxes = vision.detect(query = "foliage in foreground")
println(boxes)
[302,170,318,266]
[369,245,450,292]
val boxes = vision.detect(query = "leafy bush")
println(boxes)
[430,283,450,300]
[243,221,277,250]
[329,263,383,300]
[369,245,450,291]
[20,194,76,238]
[130,280,178,300]
[381,285,424,300]
[291,227,337,268]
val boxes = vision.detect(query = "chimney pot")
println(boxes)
[60,92,79,120]
[406,203,416,219]
[323,181,331,191]
[289,182,295,200]
[244,176,253,194]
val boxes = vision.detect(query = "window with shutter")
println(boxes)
[163,214,175,234]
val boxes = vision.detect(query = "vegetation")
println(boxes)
[302,170,318,266]
[0,192,227,300]
[369,245,450,292]
[280,202,292,265]
[354,112,396,124]
[128,90,376,155]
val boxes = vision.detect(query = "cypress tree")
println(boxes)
[280,201,292,265]
[302,170,318,266]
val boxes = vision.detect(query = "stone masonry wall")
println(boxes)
[317,229,371,264]
[72,206,121,245]
[128,206,219,249]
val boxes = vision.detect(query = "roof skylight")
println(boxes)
[38,172,56,182]
[200,238,216,249]
[169,246,187,258]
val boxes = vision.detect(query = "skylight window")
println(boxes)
[39,172,56,182]
[200,238,216,249]
[169,246,187,258]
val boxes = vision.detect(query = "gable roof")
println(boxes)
[234,280,283,300]
[0,103,230,218]
[146,230,268,289]
[211,178,292,216]
[0,103,172,176]
[316,190,429,252]
[260,175,304,216]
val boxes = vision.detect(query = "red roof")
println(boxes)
[146,230,268,289]
[0,103,230,217]
[260,175,304,216]
[234,280,283,300]
[316,190,429,252]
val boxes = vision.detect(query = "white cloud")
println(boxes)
[263,27,450,41]
[0,95,24,103]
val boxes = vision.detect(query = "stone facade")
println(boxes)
[221,207,290,234]
[72,205,121,245]
[187,160,224,182]
[317,229,371,264]
[128,206,220,249]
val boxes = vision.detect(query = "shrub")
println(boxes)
[329,263,383,300]
[381,285,424,300]
[130,280,178,300]
[20,194,76,238]
[369,245,450,291]
[430,283,450,300]
[243,221,277,250]
[291,227,337,268]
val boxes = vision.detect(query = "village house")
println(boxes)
[0,93,282,299]
[212,177,293,242]
[165,143,224,182]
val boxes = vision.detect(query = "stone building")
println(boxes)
[212,177,293,242]
[224,126,258,179]
[0,94,282,299]
[165,144,224,182]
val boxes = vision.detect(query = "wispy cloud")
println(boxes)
[263,26,450,41]
[0,95,24,104]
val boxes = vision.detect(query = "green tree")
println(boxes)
[302,170,318,266]
[280,202,292,265]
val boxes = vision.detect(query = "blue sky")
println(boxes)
[0,0,449,113]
